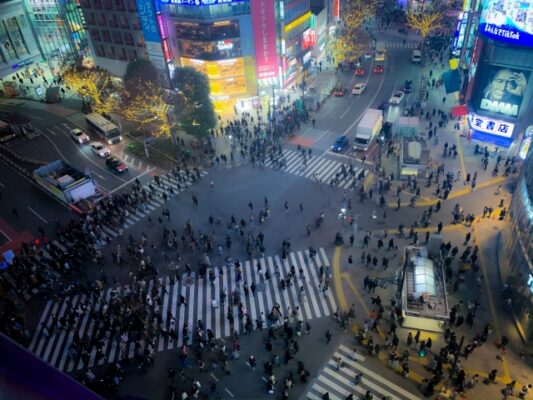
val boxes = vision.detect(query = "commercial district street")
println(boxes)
[0,4,533,400]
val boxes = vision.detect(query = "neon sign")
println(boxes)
[159,0,245,5]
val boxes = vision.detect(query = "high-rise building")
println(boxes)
[24,0,91,64]
[0,0,43,81]
[78,0,151,77]
[158,0,257,114]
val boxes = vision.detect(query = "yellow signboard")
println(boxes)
[284,11,312,33]
[180,57,244,79]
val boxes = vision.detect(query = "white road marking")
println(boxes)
[0,181,4,188]
[224,388,234,398]
[0,229,12,241]
[27,206,48,224]
[46,128,56,136]
[93,172,107,181]
[108,168,153,194]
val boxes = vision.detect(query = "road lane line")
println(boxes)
[93,172,107,181]
[224,388,234,398]
[27,206,48,224]
[331,246,348,311]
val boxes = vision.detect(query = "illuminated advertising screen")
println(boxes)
[468,111,515,147]
[180,57,244,78]
[479,0,533,46]
[251,0,279,81]
[160,0,245,5]
[210,76,246,95]
[474,65,529,118]
[178,38,242,60]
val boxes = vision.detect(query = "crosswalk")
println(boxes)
[28,248,337,372]
[263,149,366,190]
[375,41,420,49]
[306,344,421,400]
[95,169,208,239]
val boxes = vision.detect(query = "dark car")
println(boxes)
[403,79,413,93]
[377,101,389,113]
[332,85,347,97]
[105,156,128,173]
[331,135,349,152]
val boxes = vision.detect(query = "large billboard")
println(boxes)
[474,66,529,118]
[479,0,533,47]
[251,0,278,81]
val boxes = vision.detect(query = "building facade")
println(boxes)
[78,0,151,77]
[24,0,90,65]
[0,0,43,83]
[159,0,257,114]
[505,144,533,341]
[461,0,533,156]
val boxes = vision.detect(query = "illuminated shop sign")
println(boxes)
[180,57,244,78]
[157,14,166,40]
[216,40,233,50]
[251,0,279,80]
[162,39,171,61]
[302,28,316,50]
[159,0,245,5]
[475,66,529,118]
[136,0,160,43]
[479,0,533,47]
[284,11,312,33]
[468,112,514,138]
[302,51,312,64]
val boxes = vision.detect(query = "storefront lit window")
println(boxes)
[168,2,249,20]
[178,38,242,60]
[175,20,240,41]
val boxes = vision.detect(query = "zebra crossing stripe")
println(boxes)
[333,350,421,399]
[29,248,336,371]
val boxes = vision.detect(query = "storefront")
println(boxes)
[169,16,257,114]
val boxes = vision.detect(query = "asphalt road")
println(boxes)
[0,98,158,232]
[302,30,422,161]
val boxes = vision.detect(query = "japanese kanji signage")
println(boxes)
[136,0,160,43]
[251,0,278,81]
[468,112,514,138]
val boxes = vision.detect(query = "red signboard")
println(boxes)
[251,0,278,80]
[333,0,340,20]
[302,28,316,50]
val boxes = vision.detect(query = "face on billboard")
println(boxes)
[477,66,529,117]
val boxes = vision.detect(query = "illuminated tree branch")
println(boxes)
[120,81,174,138]
[406,11,444,39]
[63,68,117,115]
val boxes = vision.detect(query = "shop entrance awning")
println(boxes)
[451,105,468,117]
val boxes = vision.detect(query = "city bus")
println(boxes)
[85,113,122,145]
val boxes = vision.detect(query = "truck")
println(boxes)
[354,108,383,152]
[33,160,101,213]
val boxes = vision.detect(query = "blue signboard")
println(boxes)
[136,0,161,43]
[159,0,245,5]
[479,0,533,47]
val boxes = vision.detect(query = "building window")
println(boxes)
[92,0,102,9]
[112,31,122,44]
[126,0,136,12]
[118,47,127,60]
[97,13,106,26]
[115,0,125,11]
[120,15,129,29]
[123,32,133,46]
[103,0,113,10]
[95,44,105,57]
[108,14,118,28]
[106,45,116,58]
[80,0,91,8]
[90,29,101,41]
[127,48,137,60]
[131,17,140,30]
[3,17,29,57]
[86,12,96,25]
[102,30,111,42]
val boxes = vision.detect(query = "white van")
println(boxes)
[412,49,422,64]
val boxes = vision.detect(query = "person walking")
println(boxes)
[325,329,332,343]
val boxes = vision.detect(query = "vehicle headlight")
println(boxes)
[119,136,123,141]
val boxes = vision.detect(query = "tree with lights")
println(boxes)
[331,0,376,63]
[63,67,117,115]
[406,10,444,40]
[172,67,216,138]
[120,81,174,138]
[123,59,160,98]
